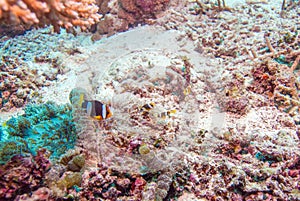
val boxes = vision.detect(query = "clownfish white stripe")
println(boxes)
[87,102,93,116]
[102,104,107,119]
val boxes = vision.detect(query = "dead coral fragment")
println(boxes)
[246,0,268,4]
[249,59,299,115]
[60,149,85,172]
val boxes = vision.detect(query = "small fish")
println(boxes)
[183,85,191,96]
[140,102,155,115]
[81,100,112,120]
[156,109,177,119]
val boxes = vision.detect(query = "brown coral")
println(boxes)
[118,0,170,23]
[92,0,170,39]
[59,149,85,172]
[0,0,101,32]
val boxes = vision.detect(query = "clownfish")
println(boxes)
[69,88,112,121]
[81,100,112,120]
[155,109,177,119]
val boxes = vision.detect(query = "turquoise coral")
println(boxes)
[0,101,76,164]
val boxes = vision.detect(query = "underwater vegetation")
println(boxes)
[0,101,76,164]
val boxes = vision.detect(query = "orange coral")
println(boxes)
[0,0,101,31]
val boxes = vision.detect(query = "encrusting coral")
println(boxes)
[0,0,101,32]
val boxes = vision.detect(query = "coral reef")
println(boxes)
[0,149,51,200]
[0,101,76,164]
[0,0,101,32]
[0,0,300,200]
[73,160,189,201]
[78,163,139,200]
[70,20,299,199]
[67,49,207,200]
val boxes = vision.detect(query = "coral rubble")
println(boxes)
[0,27,86,111]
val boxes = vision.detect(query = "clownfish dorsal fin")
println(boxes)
[78,94,85,107]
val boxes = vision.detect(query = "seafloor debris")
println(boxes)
[187,127,300,200]
[249,59,299,115]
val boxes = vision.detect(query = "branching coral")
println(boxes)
[0,0,101,32]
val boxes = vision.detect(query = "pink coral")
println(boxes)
[0,149,51,200]
[15,187,51,201]
[131,177,146,194]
